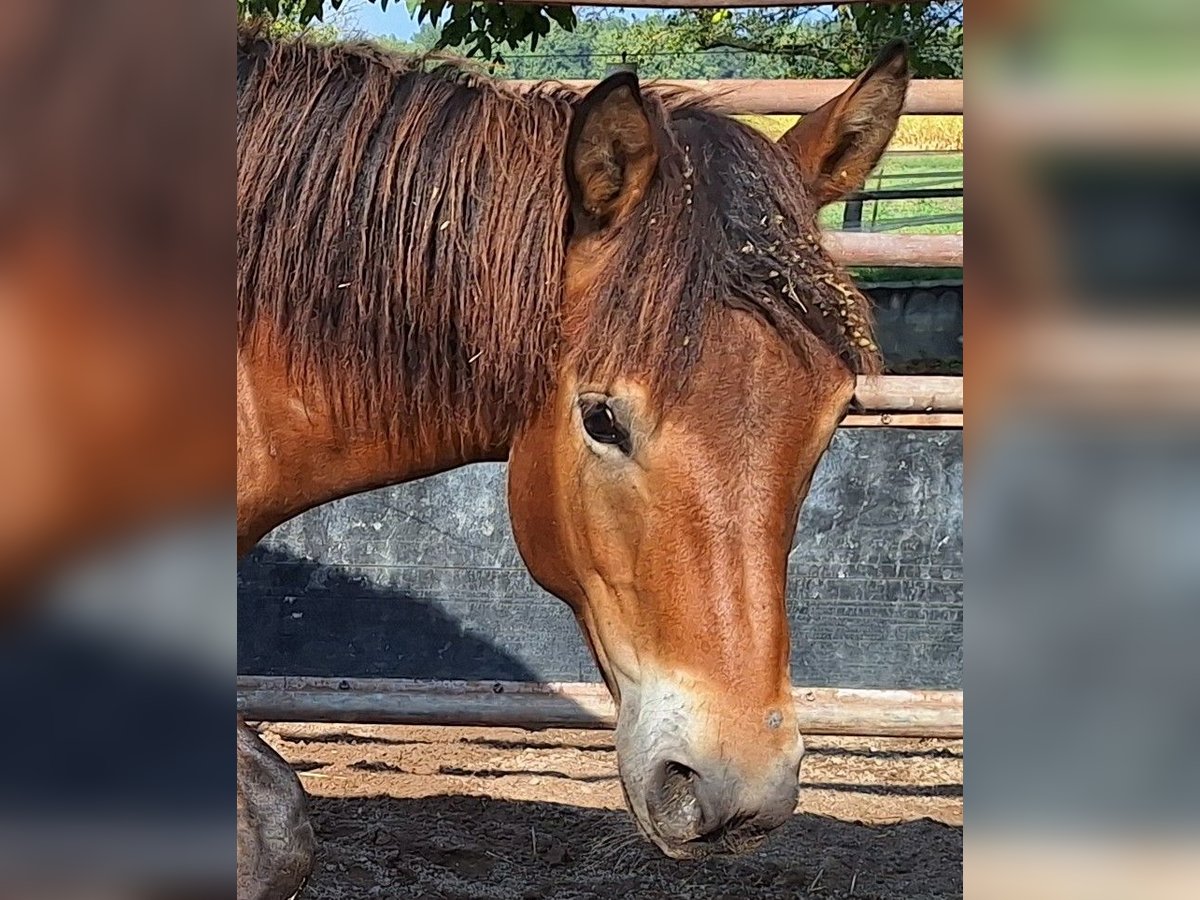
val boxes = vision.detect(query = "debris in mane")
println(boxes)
[236,26,879,442]
[565,98,883,393]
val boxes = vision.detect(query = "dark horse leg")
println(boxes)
[237,719,315,900]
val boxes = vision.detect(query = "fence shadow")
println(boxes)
[238,545,581,683]
[303,794,962,900]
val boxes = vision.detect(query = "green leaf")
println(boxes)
[547,8,575,30]
[437,14,470,47]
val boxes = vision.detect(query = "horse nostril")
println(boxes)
[647,759,706,841]
[643,756,799,854]
[660,761,698,805]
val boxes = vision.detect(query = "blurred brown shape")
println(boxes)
[967,0,1200,459]
[0,1,231,602]
[968,2,1200,897]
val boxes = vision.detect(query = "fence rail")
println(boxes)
[518,1,920,9]
[238,677,964,739]
[856,375,961,411]
[847,187,962,202]
[843,412,962,428]
[825,232,963,267]
[511,78,963,116]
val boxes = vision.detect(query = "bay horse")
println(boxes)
[237,26,908,897]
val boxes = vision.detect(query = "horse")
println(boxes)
[236,25,908,897]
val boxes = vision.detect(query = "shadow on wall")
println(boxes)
[302,795,963,900]
[238,545,578,683]
[239,431,963,691]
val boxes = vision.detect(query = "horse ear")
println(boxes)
[779,39,910,209]
[566,73,659,231]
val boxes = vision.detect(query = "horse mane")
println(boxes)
[236,25,880,443]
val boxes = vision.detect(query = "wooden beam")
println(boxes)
[237,677,963,739]
[824,232,963,267]
[510,79,963,116]
[513,1,918,10]
[842,413,963,428]
[856,375,962,412]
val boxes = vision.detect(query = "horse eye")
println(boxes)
[581,402,630,453]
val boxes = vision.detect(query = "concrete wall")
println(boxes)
[239,428,962,691]
[868,282,963,369]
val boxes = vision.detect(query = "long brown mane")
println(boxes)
[236,26,879,442]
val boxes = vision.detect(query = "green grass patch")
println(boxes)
[818,152,963,236]
[850,266,963,284]
[737,115,963,236]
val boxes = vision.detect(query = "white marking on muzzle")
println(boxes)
[612,672,710,842]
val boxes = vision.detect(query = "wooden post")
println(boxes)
[842,198,865,232]
[605,53,637,78]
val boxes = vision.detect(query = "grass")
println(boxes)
[737,114,963,236]
[820,152,963,236]
[852,265,963,284]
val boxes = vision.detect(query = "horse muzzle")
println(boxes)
[614,678,804,859]
[642,752,801,858]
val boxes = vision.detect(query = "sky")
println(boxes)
[336,0,423,39]
[334,2,651,41]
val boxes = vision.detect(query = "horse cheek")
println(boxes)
[507,426,580,607]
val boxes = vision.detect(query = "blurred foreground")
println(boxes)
[969,0,1200,896]
[0,2,230,896]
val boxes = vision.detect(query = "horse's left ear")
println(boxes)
[779,39,911,208]
[566,72,659,232]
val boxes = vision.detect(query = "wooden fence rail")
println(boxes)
[842,413,962,428]
[512,78,963,116]
[238,677,964,739]
[856,375,961,412]
[518,1,924,11]
[825,232,963,267]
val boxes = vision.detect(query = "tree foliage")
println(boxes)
[236,0,338,39]
[668,3,964,78]
[406,2,576,59]
[238,2,962,79]
[238,0,576,57]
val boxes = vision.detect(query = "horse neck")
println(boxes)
[236,344,519,553]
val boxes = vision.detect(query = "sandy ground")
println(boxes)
[257,723,962,899]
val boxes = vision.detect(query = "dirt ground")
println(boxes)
[258,723,962,900]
